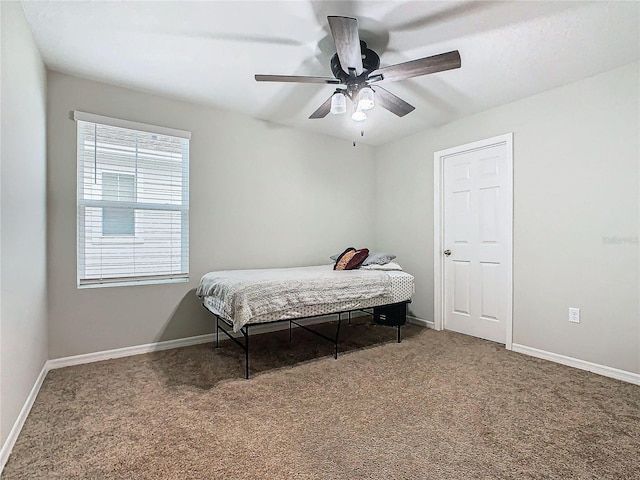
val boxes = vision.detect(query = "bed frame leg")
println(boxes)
[334,316,341,359]
[215,317,220,348]
[348,311,351,326]
[244,326,250,380]
[289,320,292,346]
[397,303,407,343]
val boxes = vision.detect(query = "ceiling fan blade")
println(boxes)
[255,75,340,84]
[370,50,461,83]
[309,95,334,119]
[328,16,363,76]
[373,87,415,117]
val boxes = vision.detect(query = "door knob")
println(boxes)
[444,249,451,257]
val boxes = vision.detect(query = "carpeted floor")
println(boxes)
[3,319,640,479]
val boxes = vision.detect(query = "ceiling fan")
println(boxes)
[255,16,461,121]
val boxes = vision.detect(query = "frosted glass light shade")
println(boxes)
[351,108,367,122]
[330,92,347,114]
[357,87,375,110]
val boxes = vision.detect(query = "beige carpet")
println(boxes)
[3,320,639,479]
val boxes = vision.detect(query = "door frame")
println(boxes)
[433,133,514,349]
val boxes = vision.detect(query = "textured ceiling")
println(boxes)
[21,1,640,146]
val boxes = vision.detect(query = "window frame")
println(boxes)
[75,111,191,288]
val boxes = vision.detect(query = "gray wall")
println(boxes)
[375,62,640,373]
[0,2,48,446]
[47,72,377,359]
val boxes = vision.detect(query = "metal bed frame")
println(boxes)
[204,300,411,379]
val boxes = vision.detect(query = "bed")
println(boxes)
[197,264,414,378]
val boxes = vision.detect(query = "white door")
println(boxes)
[438,135,512,344]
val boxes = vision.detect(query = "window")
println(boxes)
[102,172,135,236]
[75,112,190,287]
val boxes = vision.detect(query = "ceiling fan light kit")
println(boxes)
[255,15,461,124]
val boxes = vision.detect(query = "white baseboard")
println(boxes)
[47,333,218,370]
[512,344,640,386]
[407,315,435,329]
[47,312,365,370]
[0,363,49,473]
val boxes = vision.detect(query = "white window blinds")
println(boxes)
[76,112,190,287]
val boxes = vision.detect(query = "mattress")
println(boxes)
[201,266,414,330]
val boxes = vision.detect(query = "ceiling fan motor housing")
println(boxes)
[330,41,380,85]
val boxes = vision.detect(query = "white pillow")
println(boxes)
[360,261,403,271]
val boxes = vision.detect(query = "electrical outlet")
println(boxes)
[569,307,580,324]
